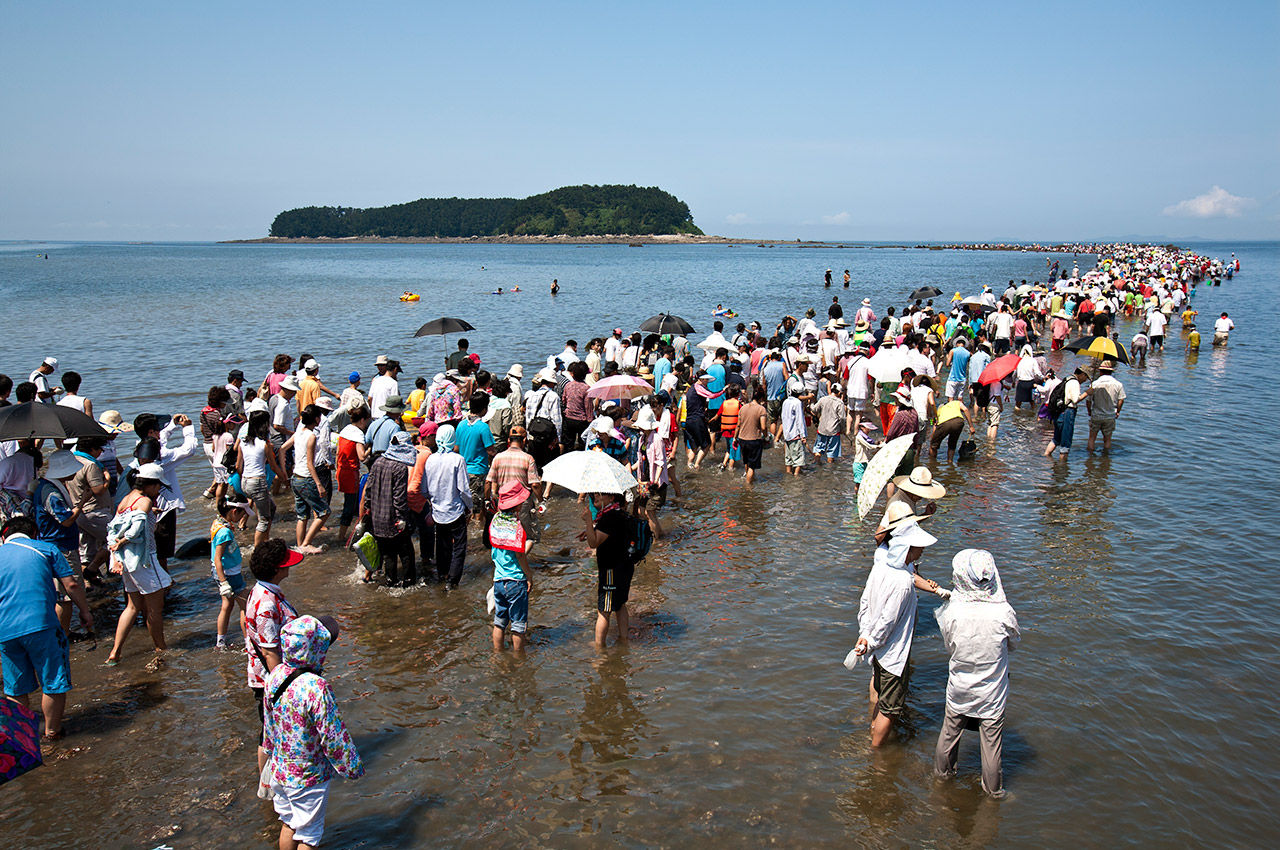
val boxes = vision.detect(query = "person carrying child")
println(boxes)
[262,614,364,850]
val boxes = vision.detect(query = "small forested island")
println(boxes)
[267,184,702,239]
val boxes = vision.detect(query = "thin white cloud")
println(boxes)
[725,212,749,225]
[822,211,851,225]
[1162,186,1256,218]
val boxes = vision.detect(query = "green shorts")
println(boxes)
[872,655,910,716]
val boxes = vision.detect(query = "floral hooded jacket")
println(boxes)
[262,615,364,788]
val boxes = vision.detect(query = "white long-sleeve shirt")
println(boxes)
[857,541,918,676]
[934,600,1020,718]
[1015,356,1043,382]
[131,421,198,516]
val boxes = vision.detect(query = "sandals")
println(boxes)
[43,728,67,742]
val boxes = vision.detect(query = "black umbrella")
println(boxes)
[413,317,476,369]
[909,286,943,300]
[0,401,111,441]
[414,317,475,337]
[638,313,695,335]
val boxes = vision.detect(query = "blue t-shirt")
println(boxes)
[491,546,525,582]
[706,363,727,411]
[455,417,495,475]
[761,361,787,400]
[0,536,73,641]
[948,348,971,383]
[652,357,672,392]
[210,523,243,577]
[34,479,78,551]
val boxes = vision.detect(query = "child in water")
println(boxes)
[1186,325,1201,352]
[210,496,251,650]
[263,615,364,850]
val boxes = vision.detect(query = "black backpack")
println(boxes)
[527,389,558,444]
[1046,381,1068,419]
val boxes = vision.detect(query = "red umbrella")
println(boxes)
[978,352,1020,385]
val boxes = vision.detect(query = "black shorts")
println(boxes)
[597,561,634,613]
[872,656,910,716]
[684,419,711,451]
[252,686,266,744]
[155,511,177,560]
[739,438,764,470]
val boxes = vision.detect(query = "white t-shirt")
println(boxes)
[1214,317,1234,334]
[292,428,315,477]
[241,438,269,478]
[28,370,52,402]
[1146,311,1167,335]
[368,374,399,418]
[992,312,1015,339]
[847,356,870,400]
[57,393,86,413]
[603,336,622,364]
[270,393,295,433]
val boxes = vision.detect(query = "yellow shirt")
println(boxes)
[936,400,965,425]
[404,388,426,423]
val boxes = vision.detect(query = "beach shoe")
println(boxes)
[202,487,217,499]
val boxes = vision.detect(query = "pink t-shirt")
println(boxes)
[264,371,288,396]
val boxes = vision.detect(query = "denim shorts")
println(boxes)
[1,626,72,697]
[493,579,529,633]
[210,568,247,595]
[815,433,842,458]
[292,475,330,521]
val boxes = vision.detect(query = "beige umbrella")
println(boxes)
[855,433,916,519]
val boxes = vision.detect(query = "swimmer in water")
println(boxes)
[551,279,559,295]
[495,287,504,295]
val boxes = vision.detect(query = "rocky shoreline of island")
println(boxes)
[223,234,1166,253]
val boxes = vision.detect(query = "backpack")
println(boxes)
[625,515,654,566]
[527,389,558,445]
[1046,381,1068,419]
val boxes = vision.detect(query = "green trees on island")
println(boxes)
[268,185,702,238]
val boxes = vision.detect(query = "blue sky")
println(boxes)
[2,1,1276,241]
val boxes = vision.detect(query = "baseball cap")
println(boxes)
[304,359,319,372]
[348,371,361,383]
[43,357,58,372]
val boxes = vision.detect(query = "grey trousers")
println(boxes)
[934,709,1004,795]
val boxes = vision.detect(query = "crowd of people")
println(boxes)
[0,243,1238,842]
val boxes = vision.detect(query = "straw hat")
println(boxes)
[882,500,930,531]
[535,368,556,385]
[98,410,133,434]
[1098,360,1117,372]
[855,319,870,332]
[892,466,947,499]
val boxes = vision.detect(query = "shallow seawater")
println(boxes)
[0,241,1277,848]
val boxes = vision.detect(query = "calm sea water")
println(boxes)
[1,240,1277,849]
